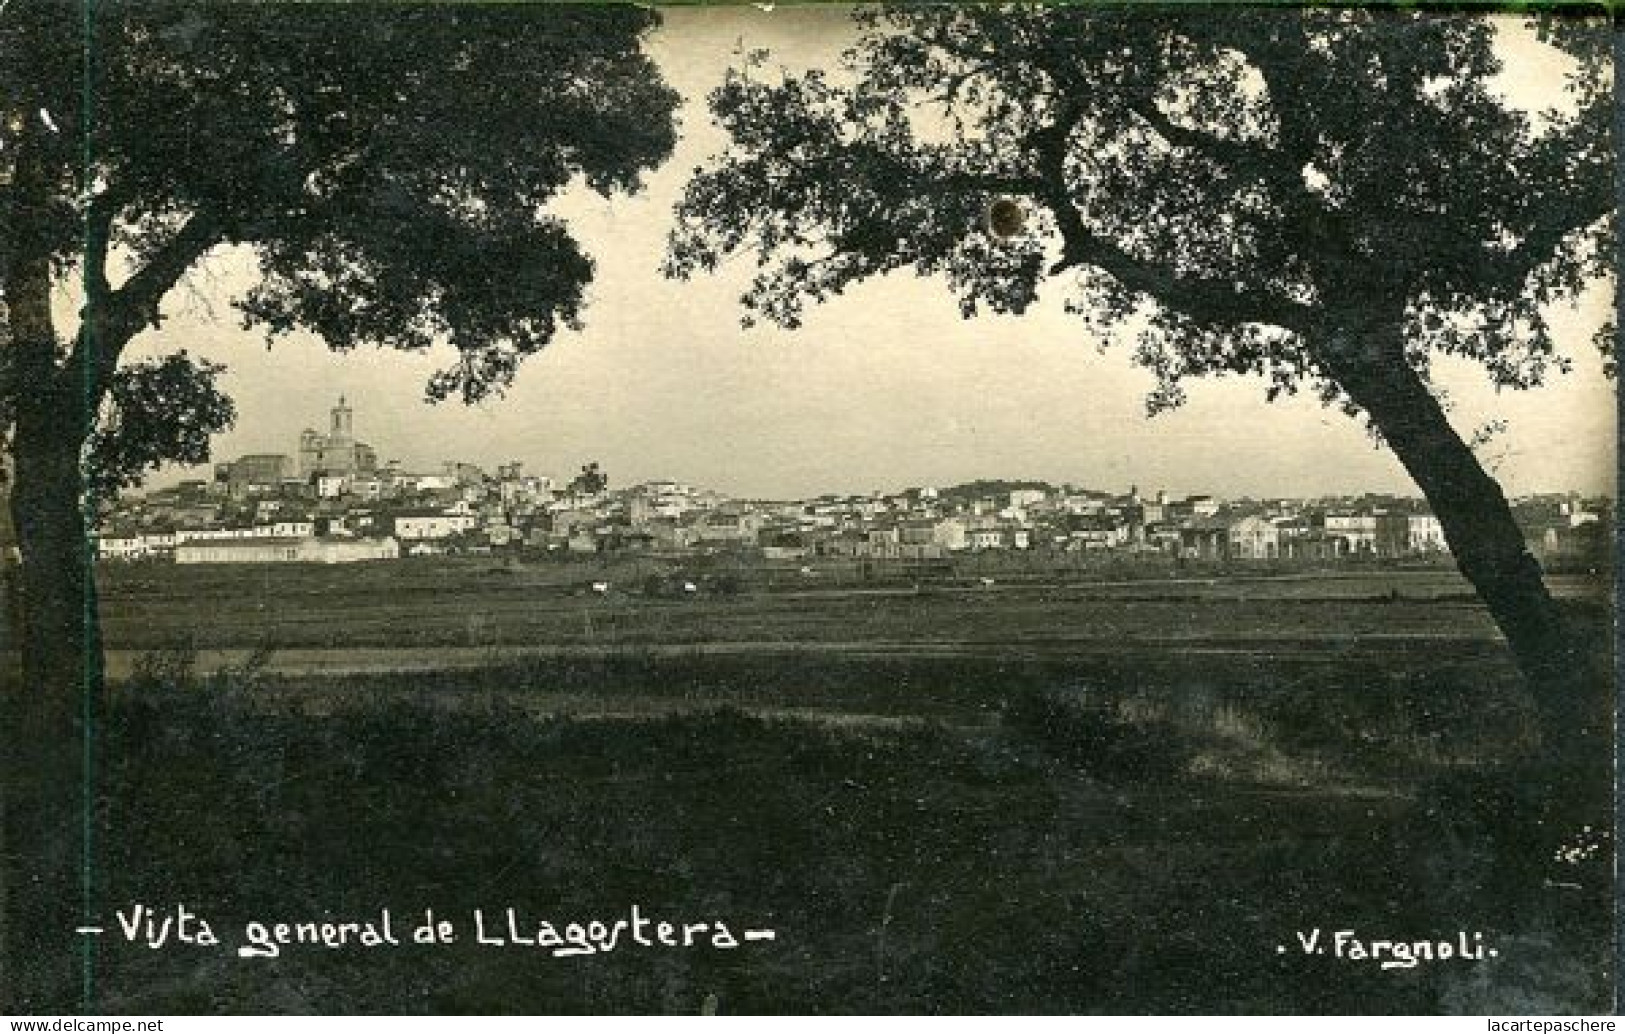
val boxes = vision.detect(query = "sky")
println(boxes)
[121,6,1617,501]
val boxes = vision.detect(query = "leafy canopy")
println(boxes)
[86,354,234,499]
[667,6,1613,412]
[2,1,680,405]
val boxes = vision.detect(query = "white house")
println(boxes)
[176,536,399,564]
[394,511,480,541]
[95,534,146,561]
[1226,515,1280,560]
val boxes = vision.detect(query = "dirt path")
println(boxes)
[99,631,1509,681]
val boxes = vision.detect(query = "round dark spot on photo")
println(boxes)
[985,197,1026,240]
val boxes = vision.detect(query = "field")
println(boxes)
[72,561,1619,1013]
[96,557,1602,663]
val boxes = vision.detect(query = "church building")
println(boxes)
[298,397,378,481]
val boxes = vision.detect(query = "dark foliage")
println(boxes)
[87,353,235,499]
[4,1,679,406]
[669,6,1610,405]
[89,650,1612,1013]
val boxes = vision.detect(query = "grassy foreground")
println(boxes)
[85,641,1613,1015]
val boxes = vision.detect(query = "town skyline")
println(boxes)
[104,410,1612,568]
[145,391,1613,512]
[136,356,1612,503]
[148,390,1615,506]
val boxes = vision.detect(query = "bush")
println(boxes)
[1003,684,1194,783]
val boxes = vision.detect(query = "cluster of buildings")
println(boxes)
[92,400,1613,569]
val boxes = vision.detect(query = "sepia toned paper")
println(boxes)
[0,1,1615,1015]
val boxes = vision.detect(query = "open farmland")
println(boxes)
[94,560,1606,675]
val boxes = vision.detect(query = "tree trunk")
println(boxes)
[1,266,101,1013]
[1324,315,1607,767]
[11,395,100,727]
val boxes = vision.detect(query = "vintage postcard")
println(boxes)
[0,0,1615,1016]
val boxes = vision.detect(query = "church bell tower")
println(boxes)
[330,396,353,442]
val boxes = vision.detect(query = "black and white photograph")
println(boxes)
[0,0,1616,1016]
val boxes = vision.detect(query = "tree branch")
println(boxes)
[937,170,1044,197]
[1495,146,1613,289]
[1052,221,1313,333]
[1031,106,1314,334]
[1240,22,1322,176]
[923,106,1315,335]
[80,183,141,309]
[73,208,220,403]
[1123,89,1271,173]
[928,60,999,106]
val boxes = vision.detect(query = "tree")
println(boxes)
[667,6,1613,754]
[1,1,677,1009]
[570,460,609,497]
